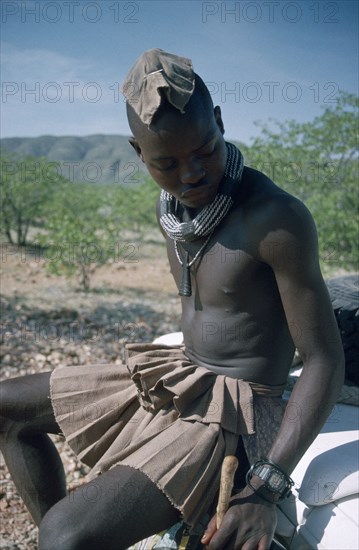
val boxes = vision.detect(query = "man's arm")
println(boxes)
[261,196,344,472]
[203,195,345,549]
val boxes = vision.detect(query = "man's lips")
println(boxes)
[180,182,213,200]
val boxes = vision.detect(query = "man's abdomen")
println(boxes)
[182,309,295,386]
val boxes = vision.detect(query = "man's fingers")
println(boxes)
[201,514,217,545]
[257,534,273,550]
[242,533,272,550]
[204,513,236,549]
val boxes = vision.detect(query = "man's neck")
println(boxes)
[180,204,203,222]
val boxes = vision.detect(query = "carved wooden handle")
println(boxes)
[216,455,238,529]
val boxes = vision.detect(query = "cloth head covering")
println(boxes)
[122,48,195,126]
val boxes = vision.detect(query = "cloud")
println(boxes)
[1,42,128,137]
[1,42,94,82]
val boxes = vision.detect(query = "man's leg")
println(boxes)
[39,464,181,550]
[0,372,67,525]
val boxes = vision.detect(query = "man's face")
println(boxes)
[131,105,227,210]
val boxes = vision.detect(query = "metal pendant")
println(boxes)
[178,251,192,297]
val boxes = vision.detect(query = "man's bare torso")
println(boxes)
[163,167,296,386]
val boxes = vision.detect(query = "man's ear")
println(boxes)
[128,137,144,162]
[214,106,225,135]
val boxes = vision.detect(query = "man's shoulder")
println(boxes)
[241,165,293,202]
[240,165,312,225]
[235,166,317,263]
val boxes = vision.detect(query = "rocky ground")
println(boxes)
[1,236,181,549]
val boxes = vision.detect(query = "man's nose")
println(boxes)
[179,159,205,185]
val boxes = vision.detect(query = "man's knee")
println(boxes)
[0,373,55,434]
[0,376,32,418]
[39,502,127,550]
[39,505,86,550]
[0,378,31,437]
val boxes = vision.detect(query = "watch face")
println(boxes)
[248,461,293,500]
[268,470,285,491]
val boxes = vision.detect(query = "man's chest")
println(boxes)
[167,234,274,310]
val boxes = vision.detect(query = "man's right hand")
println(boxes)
[201,486,277,550]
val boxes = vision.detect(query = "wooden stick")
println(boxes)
[216,455,239,529]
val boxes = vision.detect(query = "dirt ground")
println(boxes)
[0,235,181,549]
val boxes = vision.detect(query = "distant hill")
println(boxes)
[0,134,145,184]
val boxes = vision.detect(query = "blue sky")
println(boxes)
[1,0,358,144]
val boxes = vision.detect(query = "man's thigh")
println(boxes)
[0,372,60,434]
[39,464,181,549]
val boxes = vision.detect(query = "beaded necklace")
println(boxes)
[159,142,244,296]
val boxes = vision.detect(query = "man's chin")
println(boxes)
[180,198,211,211]
[180,189,217,210]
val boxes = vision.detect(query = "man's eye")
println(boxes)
[153,162,176,171]
[198,147,215,158]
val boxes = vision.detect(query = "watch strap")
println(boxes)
[246,458,294,501]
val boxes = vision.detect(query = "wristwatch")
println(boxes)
[246,458,294,501]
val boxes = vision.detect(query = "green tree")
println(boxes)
[113,177,160,235]
[241,91,358,271]
[0,152,67,245]
[36,181,120,291]
[36,175,159,291]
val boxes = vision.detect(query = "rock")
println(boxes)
[0,500,9,511]
[47,351,62,365]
